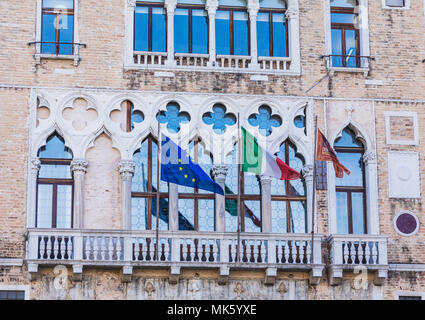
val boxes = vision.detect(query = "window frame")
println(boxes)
[41,0,75,55]
[216,5,251,56]
[175,4,210,54]
[330,3,361,68]
[334,139,367,235]
[36,157,74,229]
[134,2,168,53]
[257,7,289,58]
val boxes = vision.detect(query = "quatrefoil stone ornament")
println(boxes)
[158,103,190,133]
[248,105,282,136]
[202,104,236,134]
[110,101,144,132]
[62,98,98,131]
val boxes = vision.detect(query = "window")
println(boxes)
[385,0,405,7]
[134,0,167,52]
[0,291,25,300]
[257,0,288,57]
[175,0,209,54]
[271,141,306,233]
[41,0,74,55]
[399,296,422,300]
[36,133,73,228]
[334,127,367,234]
[330,0,360,68]
[216,0,249,56]
[132,136,169,230]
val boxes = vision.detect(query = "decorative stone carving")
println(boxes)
[302,164,314,181]
[277,282,287,299]
[145,281,155,299]
[127,0,136,8]
[212,165,228,181]
[247,0,260,18]
[285,7,298,19]
[345,103,355,119]
[70,159,88,174]
[206,0,219,14]
[118,160,135,181]
[164,0,177,13]
[234,282,245,300]
[30,158,41,175]
[362,151,377,164]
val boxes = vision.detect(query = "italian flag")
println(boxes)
[241,127,301,180]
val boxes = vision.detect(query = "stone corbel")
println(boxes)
[264,267,277,286]
[218,266,230,285]
[169,266,181,284]
[122,265,133,283]
[328,266,343,286]
[309,266,323,286]
[72,264,83,282]
[373,269,388,286]
[27,263,39,281]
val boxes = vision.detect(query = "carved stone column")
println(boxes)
[165,0,177,67]
[206,0,218,67]
[168,183,179,231]
[247,0,260,69]
[118,160,135,230]
[260,175,272,233]
[363,151,379,234]
[302,164,314,233]
[212,165,228,232]
[71,159,88,229]
[28,158,41,228]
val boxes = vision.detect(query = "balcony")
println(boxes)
[328,234,389,285]
[26,228,324,285]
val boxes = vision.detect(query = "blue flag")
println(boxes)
[160,135,224,195]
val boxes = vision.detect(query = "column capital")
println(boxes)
[127,0,136,8]
[71,159,88,174]
[30,158,41,174]
[165,0,177,13]
[119,160,136,181]
[206,0,219,15]
[302,164,314,181]
[212,164,228,181]
[247,0,260,18]
[285,6,298,19]
[362,151,377,165]
[260,175,272,184]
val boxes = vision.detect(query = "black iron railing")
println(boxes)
[28,41,87,55]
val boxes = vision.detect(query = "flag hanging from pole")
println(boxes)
[316,129,350,178]
[241,126,301,180]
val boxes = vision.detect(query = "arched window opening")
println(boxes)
[36,132,73,228]
[334,127,366,234]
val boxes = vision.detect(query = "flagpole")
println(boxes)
[155,111,161,261]
[237,113,241,263]
[311,116,318,264]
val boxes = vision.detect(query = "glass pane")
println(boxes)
[335,152,363,187]
[271,201,287,233]
[37,184,53,228]
[260,0,286,9]
[178,199,195,230]
[58,15,73,54]
[198,199,215,231]
[38,134,73,159]
[56,185,72,228]
[152,8,166,52]
[175,8,189,53]
[178,0,205,4]
[216,10,230,55]
[219,0,246,6]
[233,11,249,55]
[331,13,355,24]
[41,14,56,54]
[244,201,261,232]
[257,12,270,56]
[132,143,149,192]
[134,6,149,51]
[334,128,363,147]
[192,9,208,54]
[43,0,74,9]
[152,196,169,231]
[225,145,238,194]
[352,192,365,234]
[330,0,357,8]
[131,197,147,230]
[290,201,306,233]
[244,173,260,195]
[39,164,72,179]
[345,29,358,67]
[152,140,169,192]
[331,28,342,67]
[336,192,349,234]
[272,13,286,57]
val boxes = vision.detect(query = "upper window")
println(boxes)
[330,0,360,68]
[257,0,288,57]
[37,133,73,229]
[175,0,208,54]
[216,0,249,56]
[385,0,405,7]
[41,0,74,55]
[334,127,366,234]
[134,0,167,52]
[0,291,25,300]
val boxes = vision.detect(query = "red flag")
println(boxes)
[316,129,350,178]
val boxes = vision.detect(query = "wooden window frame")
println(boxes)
[330,4,361,68]
[258,8,289,58]
[270,140,307,233]
[134,2,168,52]
[334,145,367,234]
[41,0,75,55]
[175,4,209,54]
[36,158,74,228]
[132,135,169,230]
[216,6,251,56]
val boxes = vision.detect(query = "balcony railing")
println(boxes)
[133,51,167,66]
[27,228,324,283]
[258,56,291,71]
[174,53,209,67]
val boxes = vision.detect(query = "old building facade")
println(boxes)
[0,0,424,300]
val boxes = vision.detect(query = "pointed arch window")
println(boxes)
[271,140,306,233]
[131,135,169,230]
[36,133,73,228]
[334,127,367,234]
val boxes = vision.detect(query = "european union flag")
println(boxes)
[160,135,224,195]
